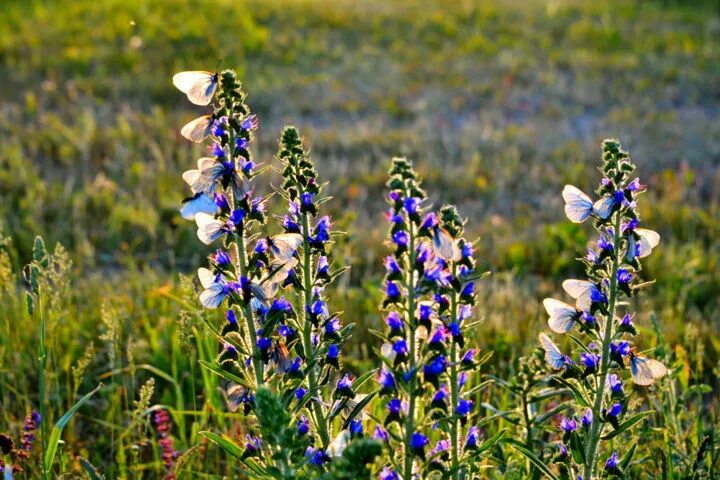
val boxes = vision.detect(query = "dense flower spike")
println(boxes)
[540,139,666,479]
[374,158,493,479]
[153,409,178,480]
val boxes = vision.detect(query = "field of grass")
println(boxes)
[0,0,718,478]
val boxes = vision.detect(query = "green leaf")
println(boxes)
[78,456,105,479]
[341,391,377,429]
[198,360,252,389]
[534,403,570,425]
[620,443,637,469]
[601,410,654,440]
[199,431,245,460]
[44,383,103,473]
[509,443,559,480]
[553,377,590,407]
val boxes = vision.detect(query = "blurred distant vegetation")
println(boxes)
[0,0,718,474]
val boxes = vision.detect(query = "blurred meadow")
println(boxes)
[0,0,719,477]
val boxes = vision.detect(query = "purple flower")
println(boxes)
[324,317,341,335]
[229,208,246,225]
[214,193,230,210]
[225,309,237,326]
[393,338,409,356]
[317,256,329,277]
[465,426,480,449]
[590,287,608,304]
[607,374,624,395]
[349,419,364,437]
[385,311,404,334]
[607,403,623,418]
[456,398,474,417]
[430,439,450,456]
[384,256,401,275]
[385,281,402,302]
[597,236,614,252]
[617,269,634,284]
[312,216,331,243]
[605,452,620,471]
[307,447,331,466]
[277,324,295,338]
[295,387,307,400]
[461,349,476,366]
[581,408,593,427]
[410,432,429,452]
[586,248,599,264]
[387,398,403,416]
[581,352,600,372]
[374,426,390,443]
[256,337,272,351]
[297,415,310,436]
[460,282,475,298]
[235,137,248,150]
[404,197,419,215]
[560,417,578,433]
[621,314,633,327]
[380,467,400,480]
[336,374,354,398]
[627,178,642,191]
[613,190,625,205]
[610,341,631,357]
[327,343,340,360]
[211,143,225,158]
[421,212,438,230]
[377,369,397,393]
[392,230,409,247]
[241,114,258,132]
[301,192,313,208]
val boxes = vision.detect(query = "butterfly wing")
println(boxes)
[539,333,565,369]
[432,227,461,261]
[630,355,668,386]
[635,228,660,258]
[199,283,227,308]
[223,383,247,412]
[592,196,615,220]
[271,233,304,261]
[562,279,595,311]
[181,115,212,143]
[380,342,396,363]
[543,298,578,333]
[197,267,218,289]
[180,192,217,220]
[562,185,593,223]
[195,212,224,245]
[327,431,349,457]
[173,71,217,106]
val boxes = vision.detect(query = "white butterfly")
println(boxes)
[250,258,298,306]
[562,279,598,311]
[327,430,349,457]
[183,157,221,194]
[542,298,579,333]
[626,228,660,261]
[562,185,594,223]
[195,212,226,245]
[181,115,213,143]
[562,185,615,223]
[183,157,248,198]
[198,267,230,308]
[629,352,668,386]
[592,196,615,220]
[538,333,566,370]
[180,192,218,220]
[173,71,218,106]
[267,233,304,262]
[432,227,461,262]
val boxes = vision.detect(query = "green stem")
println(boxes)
[449,263,460,480]
[403,207,418,480]
[38,287,48,480]
[300,207,331,447]
[235,230,264,387]
[583,213,622,479]
[226,105,263,387]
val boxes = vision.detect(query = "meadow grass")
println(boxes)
[0,0,718,477]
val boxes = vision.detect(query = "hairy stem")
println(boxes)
[449,263,461,480]
[38,287,48,480]
[583,213,622,479]
[403,205,418,480]
[300,206,331,447]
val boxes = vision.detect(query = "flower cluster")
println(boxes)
[176,71,368,473]
[374,158,492,479]
[153,409,178,479]
[0,411,41,475]
[539,139,666,479]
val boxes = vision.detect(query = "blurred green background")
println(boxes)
[0,0,718,475]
